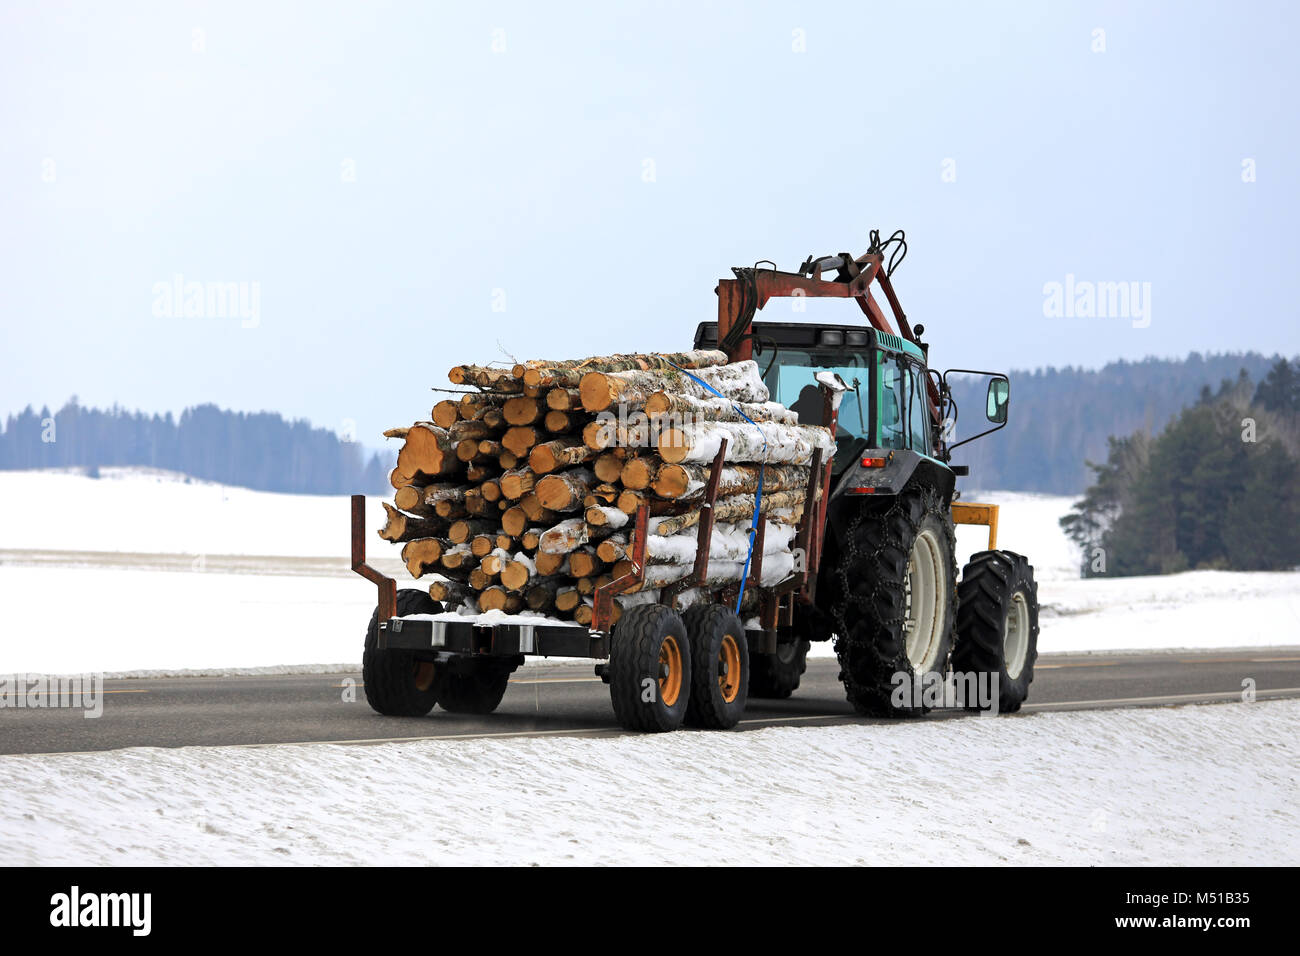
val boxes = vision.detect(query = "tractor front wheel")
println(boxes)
[952,550,1040,713]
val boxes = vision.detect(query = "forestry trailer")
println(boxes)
[353,232,1040,731]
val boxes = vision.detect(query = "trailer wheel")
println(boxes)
[952,550,1040,713]
[682,603,749,729]
[749,638,809,699]
[362,589,444,717]
[608,604,691,732]
[437,661,513,715]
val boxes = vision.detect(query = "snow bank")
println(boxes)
[0,467,397,558]
[2,700,1295,866]
[0,471,1296,674]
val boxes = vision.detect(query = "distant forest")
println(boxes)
[1,352,1294,498]
[0,400,395,496]
[947,352,1289,493]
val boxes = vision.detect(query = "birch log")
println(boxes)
[651,462,811,500]
[513,350,727,390]
[580,360,769,413]
[657,420,834,465]
[644,392,799,426]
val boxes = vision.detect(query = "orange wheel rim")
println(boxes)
[658,635,683,707]
[413,660,436,692]
[718,634,741,703]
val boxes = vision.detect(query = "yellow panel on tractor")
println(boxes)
[951,502,999,550]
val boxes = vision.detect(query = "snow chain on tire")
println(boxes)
[828,483,958,717]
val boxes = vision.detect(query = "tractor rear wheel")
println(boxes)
[682,603,749,729]
[608,604,691,732]
[362,589,444,717]
[437,660,514,714]
[829,483,957,717]
[952,550,1040,713]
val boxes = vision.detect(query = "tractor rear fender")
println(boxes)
[821,449,956,554]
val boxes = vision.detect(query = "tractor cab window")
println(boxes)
[762,347,871,441]
[879,356,932,455]
[879,361,907,450]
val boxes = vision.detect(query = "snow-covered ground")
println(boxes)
[2,698,1294,865]
[0,469,1297,675]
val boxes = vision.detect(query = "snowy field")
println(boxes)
[0,468,1297,675]
[2,698,1295,866]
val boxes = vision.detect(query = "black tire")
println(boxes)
[608,604,691,732]
[437,661,513,715]
[748,638,809,699]
[828,482,957,717]
[952,550,1040,713]
[682,603,749,729]
[362,590,443,717]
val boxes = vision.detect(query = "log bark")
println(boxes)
[647,490,805,537]
[539,518,615,554]
[449,518,498,544]
[447,365,523,393]
[546,387,582,411]
[524,579,561,611]
[394,482,469,517]
[642,392,797,426]
[514,350,727,390]
[530,438,595,474]
[580,359,768,413]
[651,462,811,501]
[377,502,446,543]
[585,505,629,528]
[657,420,834,465]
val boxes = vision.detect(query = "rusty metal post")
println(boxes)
[351,495,396,624]
[592,501,649,636]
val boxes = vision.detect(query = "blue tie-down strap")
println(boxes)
[661,359,767,612]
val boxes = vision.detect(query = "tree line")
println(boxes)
[1059,359,1300,576]
[0,399,395,496]
[946,352,1285,493]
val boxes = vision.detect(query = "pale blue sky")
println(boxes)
[2,0,1297,443]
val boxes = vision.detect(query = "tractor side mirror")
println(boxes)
[986,378,1010,424]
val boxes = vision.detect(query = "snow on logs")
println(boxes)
[373,351,831,621]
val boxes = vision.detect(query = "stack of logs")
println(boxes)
[378,350,835,626]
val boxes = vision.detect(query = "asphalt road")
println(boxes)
[3,649,1299,755]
